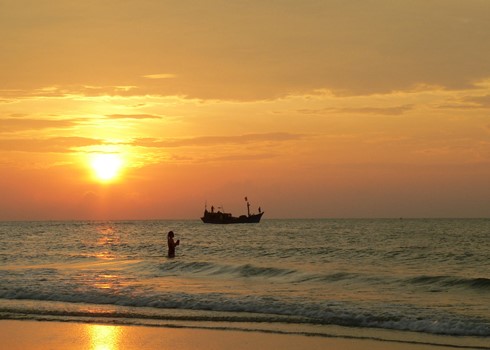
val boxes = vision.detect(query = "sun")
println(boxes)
[90,154,123,182]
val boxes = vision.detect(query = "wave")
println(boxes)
[1,285,489,337]
[159,261,298,279]
[157,261,490,293]
[0,302,490,350]
[407,275,490,291]
[2,302,489,350]
[2,259,489,338]
[155,260,363,284]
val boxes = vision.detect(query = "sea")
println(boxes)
[0,219,489,348]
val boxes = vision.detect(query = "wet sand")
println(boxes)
[0,320,475,350]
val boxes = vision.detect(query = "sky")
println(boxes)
[1,0,490,220]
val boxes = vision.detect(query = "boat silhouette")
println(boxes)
[201,197,264,224]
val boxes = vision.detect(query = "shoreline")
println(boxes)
[1,319,487,350]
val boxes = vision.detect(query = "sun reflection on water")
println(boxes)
[93,273,120,289]
[96,225,120,260]
[89,325,122,350]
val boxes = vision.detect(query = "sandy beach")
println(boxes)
[1,320,482,350]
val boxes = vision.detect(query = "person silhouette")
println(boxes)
[167,231,180,258]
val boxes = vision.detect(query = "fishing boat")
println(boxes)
[201,197,264,224]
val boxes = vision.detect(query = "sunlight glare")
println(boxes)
[90,154,123,182]
[88,325,121,350]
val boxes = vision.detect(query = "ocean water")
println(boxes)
[0,219,489,348]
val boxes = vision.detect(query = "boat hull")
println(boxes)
[201,211,264,224]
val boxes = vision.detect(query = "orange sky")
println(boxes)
[1,1,489,220]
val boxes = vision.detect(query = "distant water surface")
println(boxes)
[0,219,489,348]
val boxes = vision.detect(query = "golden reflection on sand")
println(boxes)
[88,325,122,350]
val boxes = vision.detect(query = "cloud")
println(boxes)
[0,117,82,133]
[0,137,104,153]
[199,153,279,163]
[297,105,413,116]
[464,95,490,108]
[437,94,490,109]
[3,2,490,101]
[142,73,177,79]
[105,114,163,120]
[133,132,306,148]
[169,152,279,163]
[0,85,142,99]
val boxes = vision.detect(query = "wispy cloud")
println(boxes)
[168,152,279,163]
[0,117,82,133]
[133,132,306,148]
[464,95,490,108]
[0,85,143,99]
[437,94,490,109]
[297,105,413,116]
[0,137,104,153]
[198,152,279,162]
[105,114,163,120]
[142,73,177,79]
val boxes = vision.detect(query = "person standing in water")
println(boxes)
[167,231,180,258]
